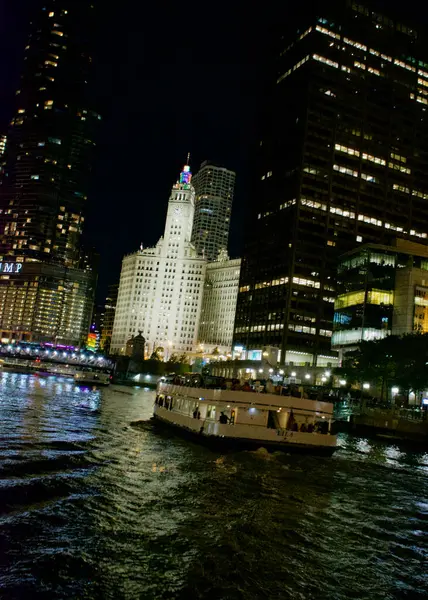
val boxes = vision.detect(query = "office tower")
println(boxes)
[111,164,206,357]
[100,283,118,354]
[234,1,428,368]
[0,2,100,266]
[198,250,241,353]
[191,160,235,262]
[333,239,428,354]
[0,2,99,345]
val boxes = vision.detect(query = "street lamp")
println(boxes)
[291,371,297,377]
[279,369,284,375]
[339,379,347,386]
[305,374,311,380]
[325,370,331,377]
[391,386,399,394]
[321,376,327,382]
[268,368,273,374]
[258,368,263,373]
[363,383,370,389]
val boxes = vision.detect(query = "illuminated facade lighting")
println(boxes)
[111,164,206,357]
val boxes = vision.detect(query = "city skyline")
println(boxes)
[0,1,426,302]
[0,0,259,299]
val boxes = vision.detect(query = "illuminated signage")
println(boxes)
[0,262,23,274]
[87,332,97,352]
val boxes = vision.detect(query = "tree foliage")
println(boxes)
[335,333,428,401]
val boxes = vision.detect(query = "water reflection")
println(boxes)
[0,374,427,599]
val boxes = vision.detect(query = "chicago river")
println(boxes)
[0,373,427,599]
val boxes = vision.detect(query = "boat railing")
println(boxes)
[158,378,319,399]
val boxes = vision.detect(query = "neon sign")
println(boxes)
[0,263,23,274]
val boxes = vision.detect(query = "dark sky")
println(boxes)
[0,1,426,301]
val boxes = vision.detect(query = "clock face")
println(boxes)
[174,206,182,216]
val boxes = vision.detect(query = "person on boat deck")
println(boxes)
[307,422,314,433]
[193,408,199,419]
[265,379,275,394]
[300,422,307,432]
[241,381,251,392]
[219,412,229,424]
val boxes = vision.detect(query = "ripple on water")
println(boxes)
[0,374,427,599]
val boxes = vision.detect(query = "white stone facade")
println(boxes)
[198,252,241,353]
[111,165,206,356]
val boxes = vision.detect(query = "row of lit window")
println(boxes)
[393,184,428,201]
[300,196,428,240]
[335,144,411,173]
[277,55,310,84]
[333,164,378,183]
[316,25,424,76]
[335,289,394,310]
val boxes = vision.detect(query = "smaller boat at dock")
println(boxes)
[154,376,337,455]
[74,371,111,386]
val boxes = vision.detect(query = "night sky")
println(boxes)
[0,1,425,300]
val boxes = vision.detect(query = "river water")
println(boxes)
[0,373,427,600]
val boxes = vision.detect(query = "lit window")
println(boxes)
[277,55,310,83]
[327,240,336,247]
[45,100,53,106]
[356,235,363,242]
[17,108,25,114]
[31,175,39,180]
[387,162,411,174]
[394,59,415,72]
[335,144,360,157]
[44,60,58,67]
[354,61,366,70]
[390,153,406,163]
[315,25,340,40]
[313,54,339,69]
[343,37,367,51]
[49,11,54,17]
[361,152,386,166]
[52,31,64,37]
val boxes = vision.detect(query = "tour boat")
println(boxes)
[154,381,337,455]
[74,371,111,386]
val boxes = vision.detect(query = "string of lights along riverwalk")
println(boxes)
[0,2,100,347]
[234,2,428,369]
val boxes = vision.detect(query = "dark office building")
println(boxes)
[0,2,100,345]
[234,1,428,367]
[0,2,100,267]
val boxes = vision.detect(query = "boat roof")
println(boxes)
[157,383,334,416]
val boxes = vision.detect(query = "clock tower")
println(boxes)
[163,162,196,259]
[111,159,206,358]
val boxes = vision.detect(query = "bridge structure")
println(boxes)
[0,342,114,372]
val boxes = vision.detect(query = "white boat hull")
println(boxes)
[153,405,337,455]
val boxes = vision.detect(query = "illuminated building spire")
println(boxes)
[179,153,192,186]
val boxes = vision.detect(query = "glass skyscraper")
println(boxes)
[0,2,99,345]
[191,161,235,262]
[234,1,428,367]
